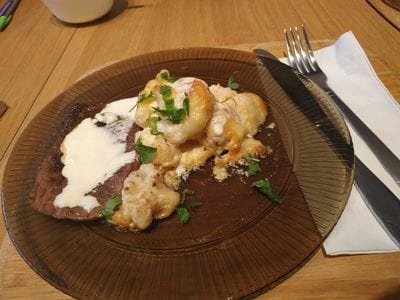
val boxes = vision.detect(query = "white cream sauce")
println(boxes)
[54,97,138,211]
[171,77,197,107]
[211,112,227,136]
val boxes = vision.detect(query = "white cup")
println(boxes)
[41,0,114,24]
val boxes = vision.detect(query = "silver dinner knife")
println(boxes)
[254,51,400,245]
[355,157,400,246]
[254,48,400,188]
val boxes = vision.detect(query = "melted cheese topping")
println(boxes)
[111,70,269,230]
[111,163,180,230]
[53,70,269,229]
[54,98,137,211]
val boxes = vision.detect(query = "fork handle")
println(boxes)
[325,89,400,186]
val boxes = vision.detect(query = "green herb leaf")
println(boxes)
[138,92,156,104]
[188,201,203,209]
[183,94,190,115]
[160,71,178,83]
[183,188,195,197]
[135,138,157,164]
[149,116,162,135]
[98,112,122,124]
[102,195,122,219]
[176,204,191,224]
[247,157,261,176]
[129,92,155,112]
[181,188,195,202]
[252,179,282,203]
[154,87,190,124]
[176,189,202,224]
[160,85,172,99]
[153,97,190,124]
[164,98,175,110]
[228,71,240,90]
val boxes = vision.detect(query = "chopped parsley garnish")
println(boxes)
[154,96,190,124]
[129,92,155,112]
[228,71,240,90]
[154,106,187,124]
[181,188,195,201]
[252,179,282,203]
[183,94,190,115]
[160,71,178,83]
[176,204,191,224]
[247,157,261,176]
[164,98,175,110]
[176,189,202,224]
[188,201,203,209]
[135,138,157,164]
[95,121,107,127]
[149,116,162,135]
[102,195,122,219]
[154,86,190,124]
[160,85,173,99]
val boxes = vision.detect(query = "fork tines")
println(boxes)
[284,25,321,74]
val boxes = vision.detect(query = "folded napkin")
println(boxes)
[289,32,400,255]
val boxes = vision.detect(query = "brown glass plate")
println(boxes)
[2,48,354,299]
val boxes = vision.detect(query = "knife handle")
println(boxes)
[325,89,400,186]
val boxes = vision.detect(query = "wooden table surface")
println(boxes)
[1,0,399,299]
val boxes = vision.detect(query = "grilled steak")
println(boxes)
[30,102,140,220]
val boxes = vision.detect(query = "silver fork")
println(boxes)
[282,25,400,245]
[284,25,400,187]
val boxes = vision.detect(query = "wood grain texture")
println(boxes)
[0,101,7,118]
[0,0,76,161]
[367,0,400,29]
[0,0,400,298]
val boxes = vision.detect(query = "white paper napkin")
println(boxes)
[288,31,400,255]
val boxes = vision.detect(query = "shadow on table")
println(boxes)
[379,287,400,300]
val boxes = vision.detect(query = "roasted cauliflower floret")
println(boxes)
[111,164,179,230]
[209,84,267,136]
[112,70,270,230]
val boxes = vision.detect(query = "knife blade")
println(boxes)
[253,50,354,167]
[254,50,400,245]
[355,156,400,246]
[255,48,400,188]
